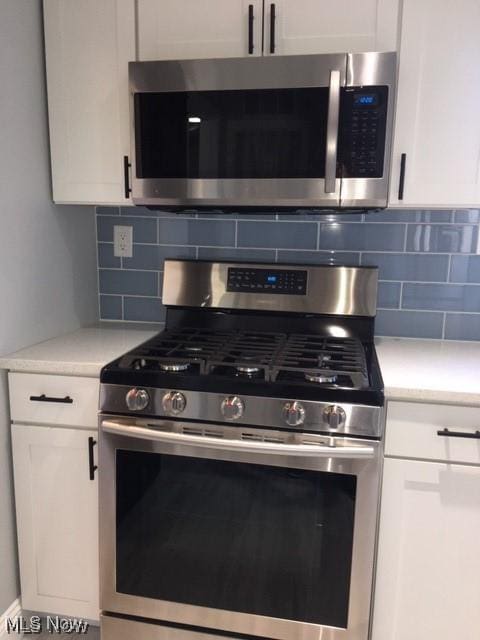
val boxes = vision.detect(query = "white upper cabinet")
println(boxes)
[263,0,399,56]
[372,457,480,640]
[138,0,263,60]
[43,0,135,205]
[389,0,480,208]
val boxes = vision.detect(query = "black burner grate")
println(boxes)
[117,328,369,389]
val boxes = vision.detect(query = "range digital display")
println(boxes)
[227,268,307,295]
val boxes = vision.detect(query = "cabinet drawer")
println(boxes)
[9,373,99,428]
[386,401,480,465]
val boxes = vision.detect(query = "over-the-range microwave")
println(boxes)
[129,51,396,212]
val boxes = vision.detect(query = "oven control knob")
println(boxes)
[221,396,244,421]
[125,388,150,412]
[323,405,347,429]
[162,391,187,415]
[282,401,306,427]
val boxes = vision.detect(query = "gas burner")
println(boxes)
[236,365,261,376]
[160,362,191,372]
[305,372,338,384]
[185,346,203,352]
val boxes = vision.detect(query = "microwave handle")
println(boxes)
[325,70,341,193]
[102,420,376,459]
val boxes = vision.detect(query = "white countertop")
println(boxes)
[375,337,480,406]
[0,324,160,377]
[1,326,479,405]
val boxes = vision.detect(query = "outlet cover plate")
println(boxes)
[114,225,133,258]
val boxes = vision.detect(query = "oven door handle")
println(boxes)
[101,420,376,458]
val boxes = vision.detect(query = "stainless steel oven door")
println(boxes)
[99,416,382,640]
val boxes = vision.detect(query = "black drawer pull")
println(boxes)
[398,153,406,200]
[29,394,73,404]
[248,5,254,54]
[88,437,98,481]
[437,428,480,440]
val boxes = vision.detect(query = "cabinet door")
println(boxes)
[12,425,99,620]
[138,0,263,60]
[263,0,399,56]
[389,0,480,207]
[372,458,480,640]
[43,0,135,205]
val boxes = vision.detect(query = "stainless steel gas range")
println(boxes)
[98,259,385,640]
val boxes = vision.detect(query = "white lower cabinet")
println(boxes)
[12,424,99,621]
[372,405,480,640]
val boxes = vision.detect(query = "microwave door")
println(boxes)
[130,54,346,209]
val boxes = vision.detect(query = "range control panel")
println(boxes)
[227,267,307,295]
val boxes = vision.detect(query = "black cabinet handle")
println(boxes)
[270,4,276,54]
[437,428,480,440]
[88,437,98,481]
[398,153,406,200]
[248,5,254,54]
[123,155,132,199]
[29,394,73,404]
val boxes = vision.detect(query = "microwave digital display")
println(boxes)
[354,94,378,106]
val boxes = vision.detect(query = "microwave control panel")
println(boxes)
[227,268,307,295]
[339,86,389,179]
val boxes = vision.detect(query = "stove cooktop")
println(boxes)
[101,326,383,406]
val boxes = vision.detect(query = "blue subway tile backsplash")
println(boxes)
[96,208,480,341]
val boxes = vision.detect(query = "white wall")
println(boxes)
[0,0,98,611]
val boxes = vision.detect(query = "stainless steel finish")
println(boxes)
[100,383,384,438]
[162,260,379,317]
[102,418,375,458]
[99,417,383,640]
[341,51,397,208]
[132,178,342,209]
[220,395,245,421]
[161,391,187,415]
[282,401,306,427]
[325,69,341,193]
[323,404,347,429]
[125,388,149,412]
[129,52,396,209]
[101,615,239,640]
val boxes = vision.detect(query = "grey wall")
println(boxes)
[97,207,480,341]
[0,1,98,612]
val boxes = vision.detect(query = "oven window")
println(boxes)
[134,88,329,179]
[116,450,356,629]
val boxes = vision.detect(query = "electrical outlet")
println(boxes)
[113,225,133,258]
